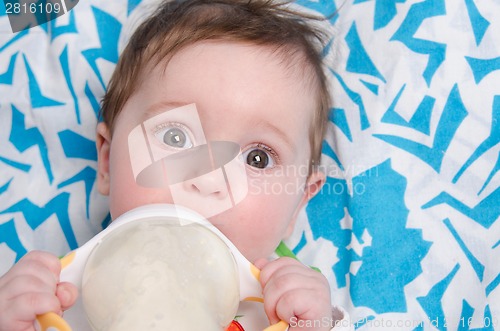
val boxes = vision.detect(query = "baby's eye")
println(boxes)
[242,145,277,169]
[154,124,193,149]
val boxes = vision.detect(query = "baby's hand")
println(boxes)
[255,257,332,331]
[0,251,78,331]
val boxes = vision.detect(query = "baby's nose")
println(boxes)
[184,171,229,199]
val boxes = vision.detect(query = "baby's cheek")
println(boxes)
[247,212,291,259]
[109,183,173,219]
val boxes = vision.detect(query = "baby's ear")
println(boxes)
[96,122,111,196]
[303,170,326,203]
[286,170,326,237]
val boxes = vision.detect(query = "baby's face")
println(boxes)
[98,41,324,261]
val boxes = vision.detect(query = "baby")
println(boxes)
[0,0,350,330]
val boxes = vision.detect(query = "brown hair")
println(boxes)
[101,0,331,171]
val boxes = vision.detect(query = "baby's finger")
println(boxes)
[6,251,62,286]
[56,282,78,311]
[253,258,270,270]
[262,271,309,324]
[8,291,62,320]
[7,262,60,297]
[19,251,62,280]
[0,275,56,302]
[274,288,328,329]
[258,257,304,286]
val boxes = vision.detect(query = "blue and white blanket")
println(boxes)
[0,0,498,329]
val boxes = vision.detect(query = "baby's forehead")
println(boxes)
[127,41,317,119]
[145,40,319,91]
[121,40,319,139]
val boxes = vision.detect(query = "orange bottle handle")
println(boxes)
[35,312,72,331]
